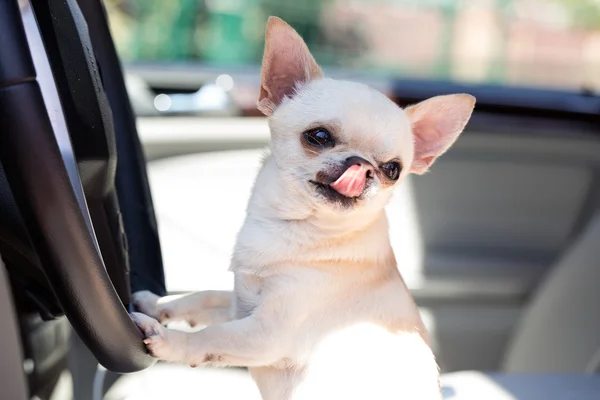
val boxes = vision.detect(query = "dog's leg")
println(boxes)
[131,312,282,367]
[250,366,306,400]
[132,290,232,327]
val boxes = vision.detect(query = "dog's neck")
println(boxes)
[231,157,395,275]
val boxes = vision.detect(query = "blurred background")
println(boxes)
[104,0,600,93]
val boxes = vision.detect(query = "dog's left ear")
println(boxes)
[257,17,323,116]
[405,94,475,174]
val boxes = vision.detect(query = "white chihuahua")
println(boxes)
[132,16,475,400]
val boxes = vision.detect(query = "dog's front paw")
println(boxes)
[132,290,171,323]
[131,312,182,361]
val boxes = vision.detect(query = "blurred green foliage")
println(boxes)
[552,0,600,29]
[106,0,333,64]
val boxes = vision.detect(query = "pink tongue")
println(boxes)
[330,164,366,198]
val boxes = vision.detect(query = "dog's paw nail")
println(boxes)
[190,363,198,368]
[143,332,163,342]
[142,334,170,359]
[189,320,197,328]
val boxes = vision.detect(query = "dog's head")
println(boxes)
[258,17,475,221]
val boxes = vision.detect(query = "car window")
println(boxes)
[104,0,600,92]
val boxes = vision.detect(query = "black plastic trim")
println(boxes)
[389,78,600,122]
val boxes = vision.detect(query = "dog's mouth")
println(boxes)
[309,180,359,205]
[310,162,373,206]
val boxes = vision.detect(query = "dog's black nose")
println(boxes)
[345,156,375,179]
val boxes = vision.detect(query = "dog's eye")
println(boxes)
[380,162,401,180]
[303,128,334,148]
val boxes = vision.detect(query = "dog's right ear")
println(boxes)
[257,17,323,116]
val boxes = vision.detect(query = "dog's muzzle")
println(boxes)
[329,156,374,198]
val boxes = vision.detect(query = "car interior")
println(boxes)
[1,0,600,399]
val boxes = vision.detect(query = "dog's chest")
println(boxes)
[295,325,440,399]
[233,267,438,396]
[256,325,441,400]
